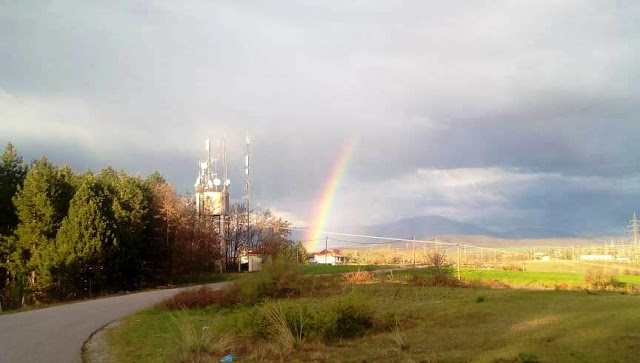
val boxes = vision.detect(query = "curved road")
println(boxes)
[0,282,228,363]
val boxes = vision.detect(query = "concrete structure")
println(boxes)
[243,248,276,272]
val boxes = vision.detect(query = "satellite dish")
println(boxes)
[224,179,231,186]
[200,162,208,170]
[213,178,221,186]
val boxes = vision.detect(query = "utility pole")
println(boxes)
[325,236,328,264]
[629,213,640,251]
[457,244,461,280]
[412,236,416,266]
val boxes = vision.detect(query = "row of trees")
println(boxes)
[0,142,300,310]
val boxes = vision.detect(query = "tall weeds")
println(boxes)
[170,311,234,361]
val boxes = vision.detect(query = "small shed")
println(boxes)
[245,248,276,272]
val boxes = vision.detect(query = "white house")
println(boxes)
[310,249,348,265]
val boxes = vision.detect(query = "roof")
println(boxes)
[312,249,344,257]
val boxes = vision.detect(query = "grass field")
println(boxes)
[300,264,392,275]
[105,273,640,362]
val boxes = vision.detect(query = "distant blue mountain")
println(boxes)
[291,215,579,244]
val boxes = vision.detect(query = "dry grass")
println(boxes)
[511,315,560,332]
[156,287,238,310]
[584,267,618,289]
[343,270,375,283]
[258,302,299,353]
[171,311,234,362]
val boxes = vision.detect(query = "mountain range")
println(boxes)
[291,215,581,243]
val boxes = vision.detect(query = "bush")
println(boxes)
[235,258,304,304]
[323,294,375,340]
[244,293,376,349]
[407,251,458,287]
[518,352,539,363]
[170,311,234,361]
[584,267,619,289]
[257,301,320,352]
[156,286,238,310]
[476,295,485,303]
[343,270,374,283]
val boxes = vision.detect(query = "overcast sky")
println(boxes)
[2,1,639,236]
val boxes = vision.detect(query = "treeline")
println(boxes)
[0,142,301,310]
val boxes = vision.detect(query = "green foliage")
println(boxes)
[323,294,375,340]
[518,352,539,363]
[0,142,28,236]
[55,177,118,294]
[406,251,457,287]
[245,293,375,351]
[235,258,304,304]
[11,156,76,293]
[476,295,486,303]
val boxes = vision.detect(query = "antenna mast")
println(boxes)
[245,133,251,249]
[630,212,640,251]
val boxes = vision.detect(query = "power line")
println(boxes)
[286,227,527,256]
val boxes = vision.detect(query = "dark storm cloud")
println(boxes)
[1,1,639,235]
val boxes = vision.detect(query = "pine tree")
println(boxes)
[56,178,117,294]
[96,168,151,289]
[0,142,28,236]
[12,156,76,292]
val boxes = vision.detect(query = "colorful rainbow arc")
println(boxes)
[306,136,358,252]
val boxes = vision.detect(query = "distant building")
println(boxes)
[310,249,348,265]
[580,254,614,262]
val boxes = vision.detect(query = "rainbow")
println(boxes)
[306,136,357,251]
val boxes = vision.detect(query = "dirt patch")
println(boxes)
[512,315,559,332]
[82,320,120,363]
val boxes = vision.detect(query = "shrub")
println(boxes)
[257,301,320,352]
[476,295,485,303]
[170,311,234,361]
[407,251,458,287]
[343,270,374,283]
[518,352,539,363]
[323,294,375,340]
[156,286,238,310]
[584,267,619,289]
[235,258,304,304]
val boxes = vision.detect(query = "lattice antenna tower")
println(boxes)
[245,133,252,248]
[629,212,640,251]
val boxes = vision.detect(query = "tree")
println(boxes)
[11,156,76,294]
[56,178,118,296]
[96,168,151,289]
[0,142,28,236]
[0,143,28,308]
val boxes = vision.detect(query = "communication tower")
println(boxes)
[195,138,230,254]
[629,212,640,251]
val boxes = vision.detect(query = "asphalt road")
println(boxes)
[0,282,228,363]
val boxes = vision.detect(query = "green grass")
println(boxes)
[107,281,640,362]
[300,264,393,275]
[460,268,640,289]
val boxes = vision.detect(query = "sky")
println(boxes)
[1,1,639,236]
